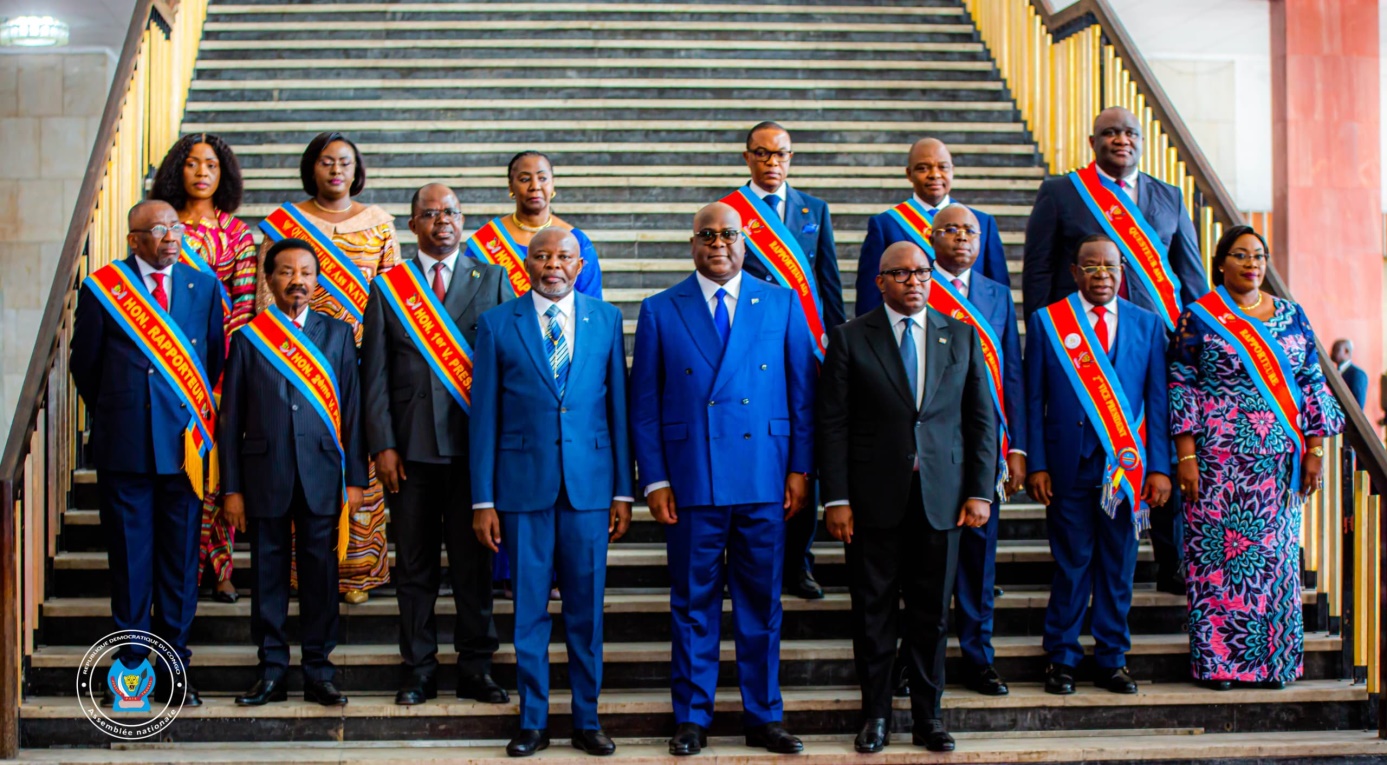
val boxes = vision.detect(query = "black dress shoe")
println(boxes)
[965,665,1010,696]
[1096,666,1138,694]
[745,722,803,754]
[182,683,203,707]
[669,722,707,756]
[395,674,437,705]
[457,672,509,703]
[156,679,201,707]
[571,729,616,756]
[1258,679,1286,690]
[1201,679,1233,691]
[1045,663,1076,695]
[912,719,955,752]
[855,718,889,754]
[303,679,348,706]
[785,570,824,600]
[507,729,549,757]
[235,677,287,706]
[211,588,240,604]
[892,660,910,698]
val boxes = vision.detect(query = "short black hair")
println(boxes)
[149,133,244,214]
[264,238,319,276]
[506,150,552,180]
[1211,225,1268,287]
[300,132,366,197]
[1073,234,1118,264]
[746,121,789,149]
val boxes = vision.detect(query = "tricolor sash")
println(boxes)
[240,305,353,562]
[258,204,369,324]
[720,187,827,360]
[374,260,475,414]
[885,198,936,259]
[179,235,232,320]
[928,278,1010,495]
[1068,162,1184,331]
[1037,294,1149,536]
[1189,287,1308,504]
[84,260,218,499]
[465,217,530,298]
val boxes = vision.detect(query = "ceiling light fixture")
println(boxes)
[0,16,70,48]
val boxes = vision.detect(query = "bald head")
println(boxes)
[930,204,980,276]
[691,202,745,284]
[128,199,176,230]
[880,241,926,273]
[526,227,582,300]
[1090,107,1142,178]
[876,242,931,315]
[530,226,578,253]
[906,137,953,207]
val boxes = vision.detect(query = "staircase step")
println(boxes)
[236,164,1046,177]
[189,98,1014,114]
[193,77,1016,94]
[209,2,970,17]
[194,57,1004,74]
[223,140,1031,158]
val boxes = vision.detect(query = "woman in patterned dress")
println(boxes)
[1169,225,1343,690]
[149,133,256,604]
[256,132,398,605]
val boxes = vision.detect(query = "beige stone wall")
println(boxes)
[0,53,112,438]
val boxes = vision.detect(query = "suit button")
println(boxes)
[292,404,299,412]
[760,364,768,370]
[147,368,154,375]
[180,403,186,409]
[744,433,752,439]
[741,399,749,405]
[685,368,692,375]
[560,407,568,413]
[765,275,773,282]
[708,400,715,406]
[191,338,197,345]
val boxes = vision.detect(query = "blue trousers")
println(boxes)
[667,501,784,728]
[97,471,202,666]
[1042,454,1138,669]
[501,499,609,731]
[954,497,1000,667]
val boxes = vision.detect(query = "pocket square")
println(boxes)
[800,223,819,235]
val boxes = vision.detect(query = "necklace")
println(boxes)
[310,198,352,214]
[1235,290,1264,311]
[512,212,553,233]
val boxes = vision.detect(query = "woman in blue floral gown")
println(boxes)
[1169,225,1343,690]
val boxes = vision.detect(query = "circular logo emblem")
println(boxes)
[1117,447,1140,470]
[75,630,188,741]
[1064,333,1081,350]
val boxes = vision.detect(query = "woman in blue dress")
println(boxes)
[1169,225,1343,690]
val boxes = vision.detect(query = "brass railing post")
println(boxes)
[1340,447,1357,676]
[1,480,16,757]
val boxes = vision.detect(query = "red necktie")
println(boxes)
[150,273,169,312]
[1092,304,1110,353]
[432,262,447,302]
[293,318,303,330]
[951,277,966,298]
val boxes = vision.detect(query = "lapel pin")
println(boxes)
[471,269,479,278]
[751,298,760,305]
[938,337,948,344]
[187,283,194,289]
[801,207,809,214]
[582,316,590,323]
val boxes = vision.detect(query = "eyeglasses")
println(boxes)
[131,224,188,239]
[1226,251,1267,263]
[935,224,979,238]
[417,208,461,221]
[882,268,934,284]
[1077,264,1122,276]
[694,228,742,244]
[747,148,793,164]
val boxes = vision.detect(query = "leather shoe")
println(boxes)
[912,719,955,752]
[1045,663,1076,695]
[507,729,549,757]
[457,672,509,703]
[235,677,287,706]
[156,679,201,707]
[745,722,803,754]
[1202,679,1233,691]
[891,660,910,698]
[785,570,824,600]
[303,679,348,706]
[571,729,616,756]
[1096,666,1138,694]
[855,718,889,754]
[395,674,437,705]
[182,682,203,707]
[965,664,1009,696]
[1258,679,1286,690]
[669,722,706,756]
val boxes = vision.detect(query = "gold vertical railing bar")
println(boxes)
[1357,471,1371,671]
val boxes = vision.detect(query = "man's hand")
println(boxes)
[1142,473,1172,508]
[473,508,502,553]
[347,487,365,513]
[783,472,811,520]
[1005,453,1027,497]
[221,492,247,533]
[1027,471,1053,507]
[609,499,632,541]
[375,448,406,494]
[957,498,991,529]
[648,487,678,525]
[825,504,854,545]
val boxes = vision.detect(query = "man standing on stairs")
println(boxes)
[70,200,225,708]
[728,120,842,602]
[361,184,513,707]
[855,137,1012,317]
[470,227,633,758]
[1022,107,1207,595]
[631,201,817,757]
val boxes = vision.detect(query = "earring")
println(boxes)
[549,190,557,200]
[509,191,515,199]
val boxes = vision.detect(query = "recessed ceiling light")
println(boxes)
[0,16,70,48]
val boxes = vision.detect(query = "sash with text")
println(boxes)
[374,259,475,414]
[885,198,937,260]
[465,217,530,298]
[259,204,370,324]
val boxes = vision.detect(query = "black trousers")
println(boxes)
[390,460,499,678]
[248,479,339,683]
[845,475,961,721]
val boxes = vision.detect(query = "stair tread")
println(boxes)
[196,78,1015,92]
[224,140,1029,155]
[208,3,970,18]
[197,57,1008,73]
[236,165,1047,178]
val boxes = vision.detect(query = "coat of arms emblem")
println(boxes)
[106,659,155,713]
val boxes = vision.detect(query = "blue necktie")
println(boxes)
[763,193,781,220]
[899,317,919,406]
[544,303,570,396]
[713,288,731,346]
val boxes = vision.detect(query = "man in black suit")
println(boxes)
[1332,339,1369,409]
[220,238,367,707]
[819,241,998,754]
[360,183,515,706]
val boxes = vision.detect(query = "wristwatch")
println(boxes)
[1309,446,1325,458]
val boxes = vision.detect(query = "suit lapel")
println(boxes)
[1135,173,1159,222]
[167,262,194,333]
[512,295,561,400]
[670,274,724,369]
[442,254,486,320]
[563,293,593,400]
[919,309,951,414]
[784,187,813,255]
[863,308,916,410]
[710,277,766,397]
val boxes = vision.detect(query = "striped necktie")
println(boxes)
[544,303,570,396]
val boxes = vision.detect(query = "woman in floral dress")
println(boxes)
[1169,225,1343,690]
[149,133,257,603]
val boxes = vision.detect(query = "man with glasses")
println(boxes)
[631,202,817,756]
[361,183,515,707]
[856,137,1011,317]
[818,240,997,753]
[71,200,226,707]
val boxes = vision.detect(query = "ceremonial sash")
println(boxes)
[1037,295,1149,536]
[374,260,475,414]
[258,204,369,324]
[240,305,353,561]
[884,198,936,259]
[179,235,232,320]
[84,261,217,499]
[465,217,530,298]
[720,187,827,360]
[927,278,1009,495]
[1189,287,1307,504]
[1068,163,1184,332]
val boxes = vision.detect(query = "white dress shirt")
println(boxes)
[289,306,310,327]
[1078,293,1118,342]
[134,256,175,310]
[748,179,789,222]
[695,270,742,324]
[417,249,461,294]
[934,263,972,299]
[913,192,952,214]
[1096,165,1140,204]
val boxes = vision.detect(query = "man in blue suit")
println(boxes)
[70,200,225,707]
[631,202,817,756]
[1023,107,1207,593]
[471,227,633,758]
[1332,339,1369,408]
[1024,236,1172,696]
[856,137,1011,317]
[735,121,841,600]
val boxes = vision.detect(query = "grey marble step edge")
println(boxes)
[206,2,970,18]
